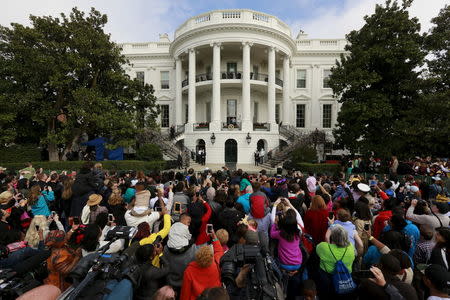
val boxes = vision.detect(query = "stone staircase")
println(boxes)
[260,125,310,168]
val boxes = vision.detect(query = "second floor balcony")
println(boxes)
[181,71,283,88]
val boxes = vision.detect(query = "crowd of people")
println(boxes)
[0,161,449,300]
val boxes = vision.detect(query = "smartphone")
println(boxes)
[169,181,173,185]
[364,223,370,231]
[196,191,200,197]
[328,212,334,219]
[108,214,114,222]
[174,202,181,213]
[154,206,162,212]
[206,224,213,234]
[51,211,56,218]
[353,270,375,279]
[35,225,40,231]
[73,216,80,225]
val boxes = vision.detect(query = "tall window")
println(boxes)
[253,102,258,123]
[185,104,188,123]
[323,104,332,128]
[252,65,259,79]
[227,99,237,125]
[160,71,169,89]
[136,71,145,85]
[161,105,169,127]
[227,62,237,73]
[275,104,280,124]
[296,69,306,88]
[296,104,305,128]
[323,69,332,88]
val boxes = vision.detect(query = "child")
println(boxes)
[300,280,317,300]
[215,229,229,253]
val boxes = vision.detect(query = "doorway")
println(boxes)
[224,139,238,165]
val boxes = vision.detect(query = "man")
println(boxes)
[254,150,260,166]
[249,182,271,234]
[171,182,190,222]
[150,188,169,209]
[390,156,399,176]
[359,254,419,300]
[414,224,436,265]
[423,264,450,300]
[259,147,265,164]
[407,199,449,229]
[306,172,317,197]
[47,173,63,213]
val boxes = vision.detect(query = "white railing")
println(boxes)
[253,13,269,22]
[195,14,211,23]
[295,39,347,51]
[222,11,241,19]
[320,40,338,46]
[174,10,291,38]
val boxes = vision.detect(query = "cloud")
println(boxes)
[287,0,448,39]
[0,0,190,42]
[0,0,447,42]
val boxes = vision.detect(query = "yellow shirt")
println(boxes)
[139,214,171,267]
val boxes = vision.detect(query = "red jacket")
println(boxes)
[195,202,212,245]
[180,240,224,300]
[373,210,392,239]
[304,209,329,244]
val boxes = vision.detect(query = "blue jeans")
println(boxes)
[0,247,44,269]
[103,279,133,300]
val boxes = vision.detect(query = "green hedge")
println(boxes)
[0,160,166,172]
[136,144,163,161]
[286,162,341,175]
[0,144,42,163]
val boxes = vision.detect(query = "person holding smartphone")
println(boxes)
[27,183,55,217]
[326,209,364,256]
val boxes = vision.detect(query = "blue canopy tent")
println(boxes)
[82,137,124,161]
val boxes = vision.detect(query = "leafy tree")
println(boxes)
[402,5,450,156]
[0,8,159,160]
[136,144,163,161]
[291,145,317,163]
[329,0,425,158]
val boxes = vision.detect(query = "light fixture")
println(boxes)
[210,133,216,144]
[246,132,251,144]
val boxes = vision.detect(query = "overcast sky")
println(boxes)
[1,0,448,42]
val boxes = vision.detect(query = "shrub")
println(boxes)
[291,145,317,163]
[0,160,166,173]
[0,144,42,163]
[136,144,163,161]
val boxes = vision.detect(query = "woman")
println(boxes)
[429,227,450,271]
[80,224,102,257]
[61,176,74,223]
[44,224,82,292]
[180,231,224,300]
[316,224,355,298]
[134,243,170,300]
[270,198,303,299]
[326,209,363,256]
[363,230,411,268]
[304,195,329,244]
[108,183,127,226]
[24,215,51,248]
[28,184,54,217]
[70,162,97,217]
[353,201,372,254]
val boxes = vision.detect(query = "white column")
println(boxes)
[282,55,290,126]
[188,48,196,130]
[175,57,182,126]
[267,46,276,129]
[211,42,221,130]
[242,41,252,131]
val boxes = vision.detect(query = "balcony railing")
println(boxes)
[253,122,271,131]
[193,122,210,131]
[181,71,283,87]
[221,71,242,79]
[221,122,242,131]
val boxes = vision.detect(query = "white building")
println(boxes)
[121,9,347,166]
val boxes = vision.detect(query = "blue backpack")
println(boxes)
[328,244,356,294]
